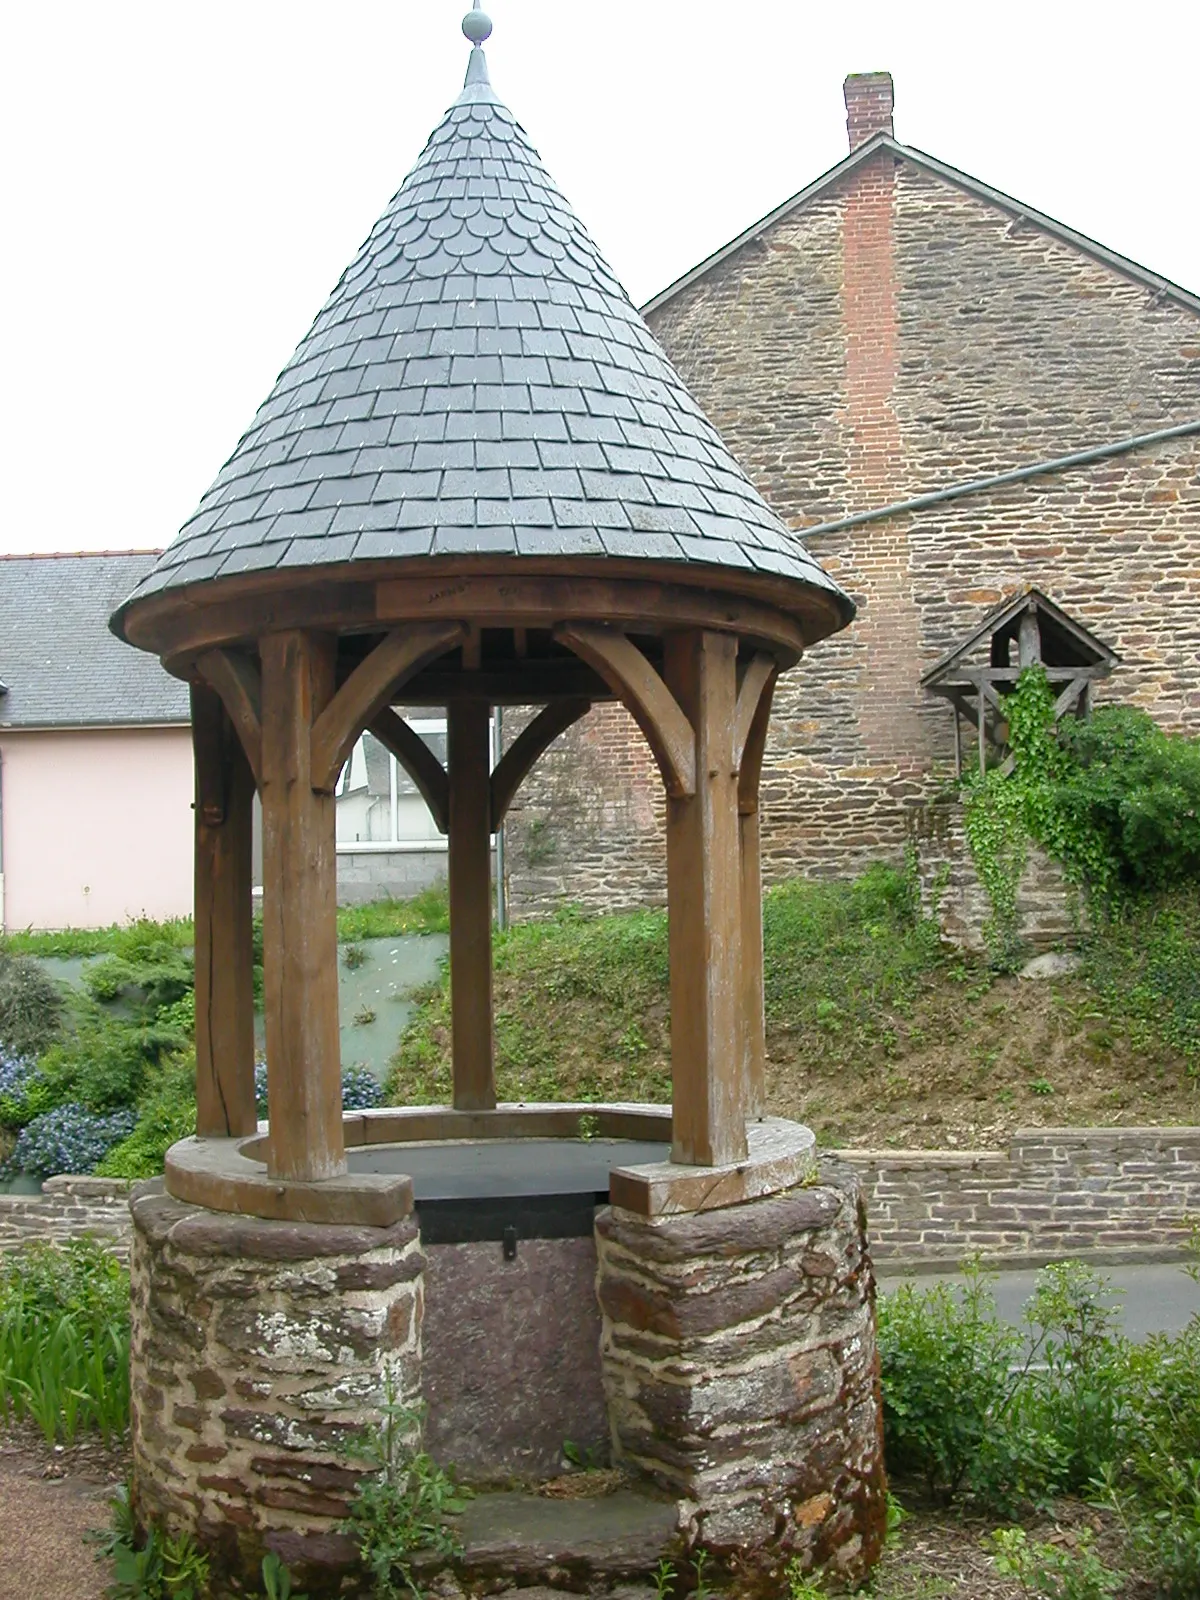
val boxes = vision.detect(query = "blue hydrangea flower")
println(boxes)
[0,1051,35,1105]
[253,1058,384,1117]
[6,1103,138,1179]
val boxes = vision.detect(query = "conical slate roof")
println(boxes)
[115,40,850,630]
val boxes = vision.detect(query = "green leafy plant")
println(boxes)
[785,1559,825,1600]
[651,1558,676,1600]
[343,943,368,970]
[691,1548,711,1600]
[103,1514,210,1600]
[988,1526,1121,1600]
[343,1377,470,1599]
[964,670,1200,963]
[576,1113,600,1141]
[261,1551,308,1600]
[0,1237,130,1442]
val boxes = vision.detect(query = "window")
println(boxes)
[335,718,448,851]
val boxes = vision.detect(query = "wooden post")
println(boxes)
[663,630,746,1167]
[259,631,345,1182]
[191,684,257,1138]
[738,670,776,1121]
[448,697,496,1111]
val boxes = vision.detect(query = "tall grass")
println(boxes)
[0,1238,130,1443]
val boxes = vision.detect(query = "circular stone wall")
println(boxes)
[595,1159,886,1583]
[129,1185,424,1591]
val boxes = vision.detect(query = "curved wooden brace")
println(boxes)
[368,707,451,835]
[310,622,465,794]
[555,625,695,798]
[734,653,777,772]
[490,698,592,830]
[738,661,778,814]
[195,648,263,790]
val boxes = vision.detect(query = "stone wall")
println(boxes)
[596,1163,885,1582]
[0,1175,133,1255]
[130,1189,425,1592]
[840,1126,1200,1268]
[907,796,1083,955]
[503,143,1200,905]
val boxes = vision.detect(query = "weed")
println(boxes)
[343,1374,470,1599]
[785,1559,825,1599]
[691,1548,710,1600]
[576,1113,600,1142]
[262,1551,308,1599]
[561,1437,604,1469]
[1029,1078,1055,1096]
[651,1558,676,1600]
[354,1006,378,1027]
[344,943,368,970]
[988,1526,1121,1600]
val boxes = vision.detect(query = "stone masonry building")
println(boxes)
[502,72,1200,912]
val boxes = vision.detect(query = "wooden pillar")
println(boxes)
[191,684,257,1139]
[738,670,776,1121]
[259,631,345,1182]
[448,697,496,1111]
[663,630,746,1167]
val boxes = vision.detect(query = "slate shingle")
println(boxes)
[112,46,849,634]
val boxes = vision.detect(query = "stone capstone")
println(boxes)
[595,1160,886,1583]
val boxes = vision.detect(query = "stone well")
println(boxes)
[130,1111,885,1591]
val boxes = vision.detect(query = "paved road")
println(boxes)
[877,1260,1200,1341]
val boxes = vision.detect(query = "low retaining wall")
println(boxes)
[4,1127,1200,1271]
[840,1126,1200,1268]
[0,1175,133,1255]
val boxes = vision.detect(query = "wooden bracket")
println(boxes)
[195,649,263,790]
[309,623,465,794]
[733,653,777,773]
[369,707,451,835]
[490,698,592,830]
[554,625,695,797]
[736,659,779,814]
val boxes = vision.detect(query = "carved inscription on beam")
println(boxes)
[309,622,465,793]
[555,625,695,797]
[490,698,592,830]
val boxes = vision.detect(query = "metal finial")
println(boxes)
[462,2,492,46]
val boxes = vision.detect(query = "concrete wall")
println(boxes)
[0,725,194,930]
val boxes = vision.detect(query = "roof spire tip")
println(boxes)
[462,2,492,47]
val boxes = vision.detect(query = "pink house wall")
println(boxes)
[0,727,193,930]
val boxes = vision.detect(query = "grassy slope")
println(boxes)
[388,871,1200,1149]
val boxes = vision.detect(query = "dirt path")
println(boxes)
[0,1438,120,1600]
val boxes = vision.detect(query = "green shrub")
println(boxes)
[95,1054,198,1179]
[0,1238,130,1443]
[964,671,1200,959]
[0,953,65,1060]
[877,1262,1055,1509]
[1082,885,1200,1068]
[1105,1319,1200,1597]
[1056,706,1200,891]
[1020,1261,1129,1495]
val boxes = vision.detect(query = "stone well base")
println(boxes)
[596,1160,886,1583]
[129,1185,424,1592]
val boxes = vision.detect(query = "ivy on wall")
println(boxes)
[963,668,1200,966]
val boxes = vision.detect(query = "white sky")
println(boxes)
[3,0,1198,557]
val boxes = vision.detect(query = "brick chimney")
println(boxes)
[844,72,894,150]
